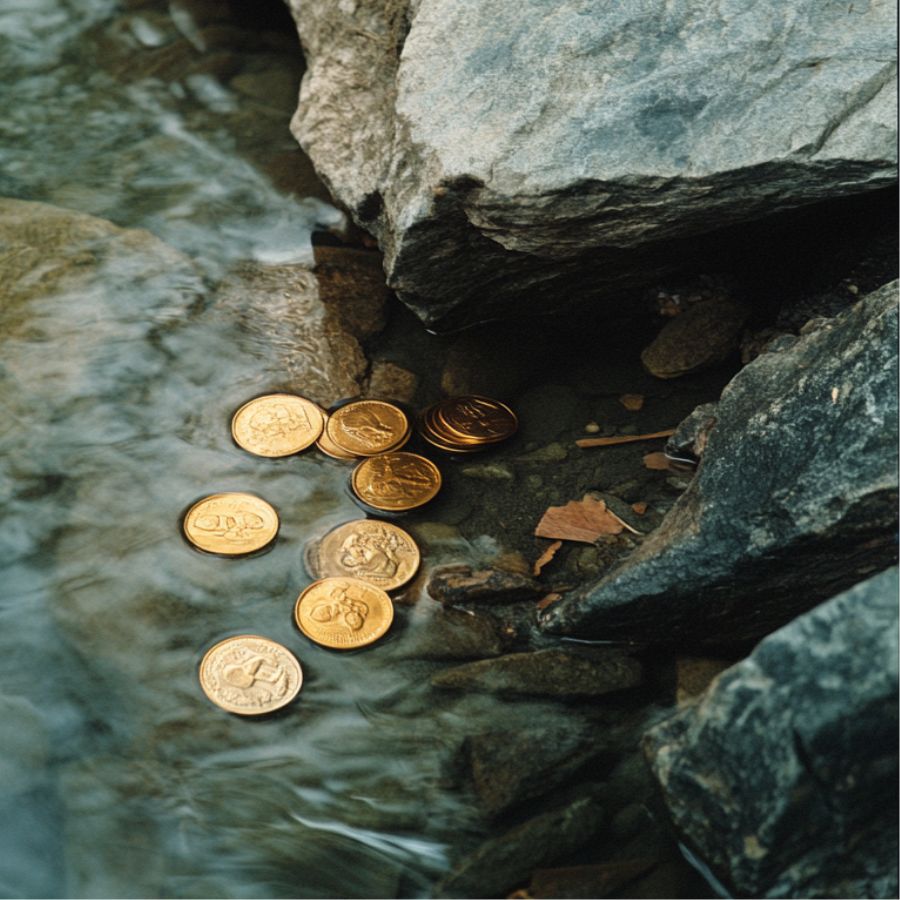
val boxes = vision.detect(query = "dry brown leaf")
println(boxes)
[604,507,642,535]
[535,495,623,543]
[536,592,563,610]
[631,501,648,515]
[576,428,675,448]
[643,451,670,470]
[619,393,645,411]
[532,540,563,576]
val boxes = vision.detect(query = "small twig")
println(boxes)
[576,428,675,449]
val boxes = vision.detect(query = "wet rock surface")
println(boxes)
[644,567,900,899]
[289,0,896,328]
[435,795,605,898]
[432,648,643,698]
[542,281,899,644]
[428,565,542,606]
[463,719,613,821]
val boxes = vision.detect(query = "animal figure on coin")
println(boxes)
[223,654,284,691]
[340,409,393,442]
[248,403,308,440]
[310,585,369,631]
[339,528,402,580]
[194,512,265,541]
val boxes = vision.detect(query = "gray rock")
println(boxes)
[289,0,897,328]
[643,567,899,899]
[541,282,898,643]
[432,648,643,698]
[394,606,507,660]
[641,296,750,378]
[463,719,611,820]
[435,796,605,898]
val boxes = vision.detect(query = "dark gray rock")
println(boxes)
[643,567,899,899]
[432,648,643,698]
[435,795,605,898]
[541,282,898,643]
[428,565,542,606]
[463,720,611,820]
[289,1,896,328]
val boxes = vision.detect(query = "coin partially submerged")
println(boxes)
[324,400,410,457]
[307,519,420,591]
[231,393,324,457]
[351,452,442,511]
[294,577,394,649]
[183,492,279,555]
[199,634,303,715]
[420,395,517,452]
[316,414,359,460]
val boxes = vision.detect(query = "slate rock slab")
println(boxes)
[541,281,898,644]
[427,564,542,606]
[643,567,899,899]
[289,0,897,328]
[435,795,605,898]
[432,648,643,697]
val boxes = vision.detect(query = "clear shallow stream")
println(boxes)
[0,2,500,896]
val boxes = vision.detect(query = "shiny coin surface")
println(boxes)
[294,577,394,650]
[183,492,279,555]
[316,414,359,460]
[231,393,324,457]
[351,452,442,511]
[428,395,517,446]
[324,400,409,456]
[199,634,302,715]
[308,519,420,591]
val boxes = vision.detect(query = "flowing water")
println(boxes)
[0,3,727,897]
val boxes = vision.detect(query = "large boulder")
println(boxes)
[540,281,898,644]
[643,567,899,898]
[289,0,897,328]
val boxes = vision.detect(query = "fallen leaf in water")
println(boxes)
[576,428,675,448]
[605,507,642,535]
[643,451,670,470]
[533,540,563,576]
[619,393,644,411]
[535,495,623,543]
[536,592,562,610]
[631,501,648,515]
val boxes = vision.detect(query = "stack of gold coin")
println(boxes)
[305,519,420,591]
[351,451,442,512]
[419,395,518,453]
[321,399,411,458]
[294,577,394,650]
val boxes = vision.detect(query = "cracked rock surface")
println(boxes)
[643,567,899,899]
[540,280,899,644]
[289,0,897,328]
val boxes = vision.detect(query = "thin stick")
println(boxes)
[576,428,676,449]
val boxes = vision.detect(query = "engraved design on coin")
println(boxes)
[231,394,324,457]
[325,400,409,456]
[183,493,279,555]
[310,520,420,590]
[199,635,302,715]
[352,452,441,510]
[442,396,517,440]
[295,577,394,649]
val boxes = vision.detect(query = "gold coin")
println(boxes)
[199,634,302,715]
[231,393,324,457]
[183,492,279,555]
[351,452,442,511]
[433,395,518,444]
[316,414,359,460]
[324,400,410,456]
[308,519,420,591]
[294,577,394,650]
